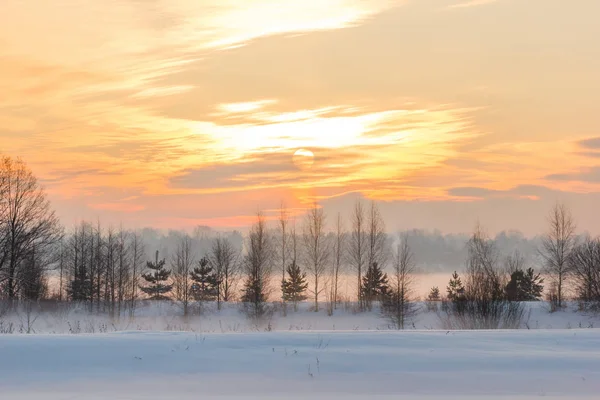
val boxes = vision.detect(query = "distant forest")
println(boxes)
[138,227,546,274]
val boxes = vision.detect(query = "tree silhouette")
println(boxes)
[362,262,389,309]
[140,251,172,300]
[505,268,544,301]
[446,271,465,302]
[282,262,308,310]
[428,286,441,302]
[190,257,220,301]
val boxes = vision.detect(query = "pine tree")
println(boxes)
[505,267,544,301]
[241,274,268,316]
[140,251,173,300]
[281,262,308,310]
[190,257,220,302]
[425,286,441,312]
[523,268,544,300]
[68,276,92,302]
[361,262,389,310]
[428,286,441,301]
[69,250,92,302]
[21,248,48,300]
[446,271,465,301]
[445,271,467,314]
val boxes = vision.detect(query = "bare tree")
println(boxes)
[443,224,525,329]
[115,226,131,317]
[172,235,195,316]
[129,232,145,317]
[0,159,8,287]
[105,227,117,316]
[92,220,105,312]
[568,236,600,307]
[540,203,576,309]
[290,217,299,266]
[57,237,66,301]
[384,233,418,329]
[277,202,290,301]
[505,250,526,274]
[364,201,388,309]
[367,201,388,270]
[208,235,240,309]
[465,223,503,301]
[348,200,368,308]
[330,213,345,309]
[0,156,62,301]
[302,202,330,312]
[241,212,273,319]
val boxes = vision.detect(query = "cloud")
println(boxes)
[88,203,145,213]
[447,0,498,9]
[448,187,497,198]
[448,185,557,200]
[3,0,600,233]
[170,152,295,190]
[545,167,600,183]
[575,151,600,159]
[215,100,278,115]
[578,137,600,150]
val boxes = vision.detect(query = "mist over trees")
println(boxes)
[3,155,600,328]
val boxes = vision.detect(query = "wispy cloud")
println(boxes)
[447,0,498,9]
[216,100,278,115]
[2,0,600,231]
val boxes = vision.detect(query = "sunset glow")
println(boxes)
[2,0,600,234]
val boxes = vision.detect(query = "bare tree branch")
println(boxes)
[302,202,330,312]
[540,203,576,308]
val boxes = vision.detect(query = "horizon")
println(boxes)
[3,0,600,235]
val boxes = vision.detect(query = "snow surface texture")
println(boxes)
[1,330,599,399]
[1,301,599,334]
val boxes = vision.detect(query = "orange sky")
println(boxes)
[2,0,600,235]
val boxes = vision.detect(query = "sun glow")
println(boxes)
[292,149,315,170]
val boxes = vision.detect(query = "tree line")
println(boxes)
[2,155,600,327]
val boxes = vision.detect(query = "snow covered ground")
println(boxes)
[1,329,599,399]
[1,300,599,334]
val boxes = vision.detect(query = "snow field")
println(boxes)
[1,329,600,399]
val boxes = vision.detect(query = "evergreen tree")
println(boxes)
[140,251,172,300]
[445,271,467,314]
[68,250,92,302]
[505,267,544,301]
[20,248,48,300]
[523,268,544,301]
[446,271,465,301]
[361,262,389,309]
[68,274,92,302]
[426,286,441,312]
[190,257,220,301]
[281,262,308,310]
[241,274,268,314]
[428,286,441,301]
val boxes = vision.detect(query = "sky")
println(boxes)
[1,0,600,236]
